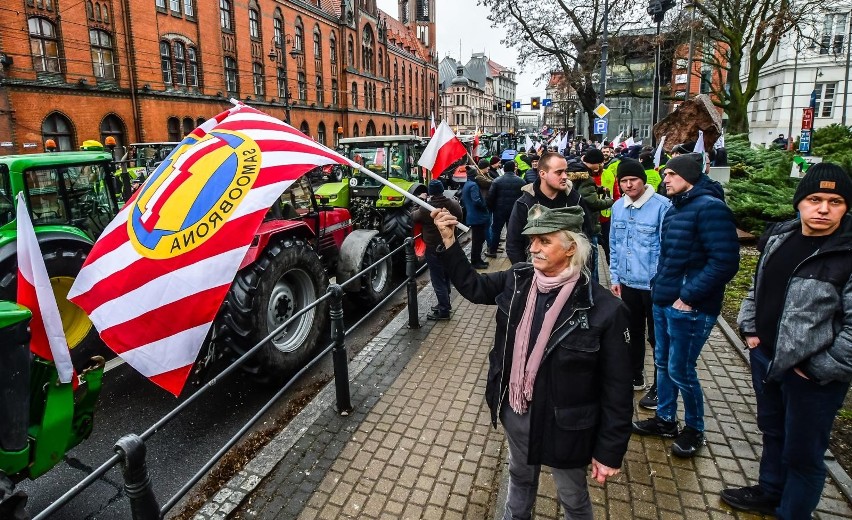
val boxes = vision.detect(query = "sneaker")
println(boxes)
[633,375,646,391]
[671,426,704,458]
[472,261,490,269]
[484,251,497,258]
[426,310,451,321]
[720,485,780,515]
[632,416,678,438]
[431,305,451,312]
[639,385,658,410]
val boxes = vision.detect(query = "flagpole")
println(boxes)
[353,165,470,233]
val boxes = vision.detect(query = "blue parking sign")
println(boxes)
[594,118,608,135]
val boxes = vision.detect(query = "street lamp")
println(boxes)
[267,34,302,124]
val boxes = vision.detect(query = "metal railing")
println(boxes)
[32,237,430,520]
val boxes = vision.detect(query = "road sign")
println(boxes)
[512,101,521,109]
[594,118,608,135]
[799,129,812,153]
[593,103,610,119]
[801,107,814,131]
[542,98,553,107]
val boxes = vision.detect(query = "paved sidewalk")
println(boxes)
[198,250,852,520]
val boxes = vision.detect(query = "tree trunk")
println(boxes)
[726,102,750,134]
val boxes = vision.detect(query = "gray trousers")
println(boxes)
[501,405,593,520]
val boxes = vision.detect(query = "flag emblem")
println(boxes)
[129,130,260,259]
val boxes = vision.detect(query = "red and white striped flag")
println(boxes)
[430,113,436,137]
[16,192,74,383]
[68,103,355,396]
[418,121,467,179]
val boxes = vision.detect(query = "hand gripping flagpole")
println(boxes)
[352,164,470,233]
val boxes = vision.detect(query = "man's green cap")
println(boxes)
[522,204,585,235]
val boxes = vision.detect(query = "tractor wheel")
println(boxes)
[381,207,414,249]
[356,236,392,305]
[0,243,103,371]
[216,239,327,382]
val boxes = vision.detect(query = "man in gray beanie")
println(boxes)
[722,162,852,518]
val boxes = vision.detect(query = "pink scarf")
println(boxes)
[509,267,581,414]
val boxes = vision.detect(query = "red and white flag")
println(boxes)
[68,103,355,396]
[472,128,481,162]
[430,113,436,137]
[418,121,467,178]
[16,192,74,383]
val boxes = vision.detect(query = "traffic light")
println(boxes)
[647,0,675,20]
[531,97,541,110]
[505,100,512,111]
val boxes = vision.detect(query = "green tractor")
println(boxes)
[0,150,122,369]
[314,135,429,250]
[0,301,105,518]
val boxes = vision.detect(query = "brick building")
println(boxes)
[0,0,439,155]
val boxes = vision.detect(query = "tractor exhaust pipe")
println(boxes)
[0,302,32,453]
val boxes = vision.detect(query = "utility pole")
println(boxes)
[787,40,800,142]
[647,0,674,145]
[684,2,697,99]
[842,16,852,126]
[599,0,609,105]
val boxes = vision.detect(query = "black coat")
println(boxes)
[439,242,633,469]
[487,172,526,216]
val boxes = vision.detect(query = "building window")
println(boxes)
[167,117,180,141]
[640,124,650,139]
[294,19,304,53]
[249,8,260,39]
[353,122,359,137]
[277,67,287,98]
[316,75,324,104]
[331,78,339,105]
[42,112,75,151]
[313,26,322,59]
[298,72,307,101]
[160,41,172,84]
[317,122,326,145]
[219,0,232,31]
[170,0,180,13]
[174,41,186,85]
[300,121,310,136]
[821,13,848,54]
[184,0,194,17]
[156,0,166,8]
[182,117,194,136]
[273,12,283,46]
[89,29,115,80]
[814,82,837,117]
[330,33,337,63]
[362,25,375,73]
[86,1,94,19]
[28,17,61,73]
[378,48,383,75]
[187,47,198,86]
[347,36,354,66]
[253,62,265,96]
[352,82,358,108]
[224,56,238,93]
[766,86,776,121]
[100,114,125,159]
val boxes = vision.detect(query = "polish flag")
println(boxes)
[430,113,436,137]
[472,128,481,162]
[418,121,467,178]
[16,192,74,383]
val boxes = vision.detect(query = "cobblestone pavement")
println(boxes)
[204,248,852,520]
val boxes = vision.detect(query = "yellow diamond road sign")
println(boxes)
[593,103,610,119]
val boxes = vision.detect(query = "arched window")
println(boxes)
[351,82,358,109]
[361,25,375,73]
[277,67,287,98]
[160,41,172,84]
[329,32,337,63]
[167,117,180,141]
[196,117,206,127]
[347,35,354,66]
[381,123,386,135]
[300,121,310,136]
[253,62,265,96]
[249,8,260,39]
[331,78,339,106]
[316,75,324,105]
[313,26,322,59]
[219,0,233,31]
[294,18,304,53]
[28,18,61,73]
[182,117,194,136]
[173,41,186,85]
[42,112,75,151]
[89,29,115,80]
[402,125,407,134]
[187,47,199,87]
[378,48,383,76]
[100,114,125,159]
[86,1,94,19]
[317,122,326,145]
[366,120,376,136]
[273,10,283,46]
[333,121,341,145]
[298,71,307,101]
[224,56,238,93]
[353,122,359,137]
[100,3,109,23]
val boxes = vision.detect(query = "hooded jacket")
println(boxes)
[738,215,852,384]
[412,194,463,248]
[609,187,672,290]
[438,241,633,469]
[461,170,490,226]
[651,175,740,316]
[566,158,615,235]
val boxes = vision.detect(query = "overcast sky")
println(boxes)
[375,0,545,104]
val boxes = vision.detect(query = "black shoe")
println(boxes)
[431,305,451,312]
[426,310,451,321]
[632,416,678,438]
[472,261,490,269]
[671,426,704,458]
[720,485,780,515]
[484,251,497,258]
[639,385,658,410]
[633,375,646,391]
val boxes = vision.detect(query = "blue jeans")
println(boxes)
[750,347,849,519]
[425,247,451,313]
[590,235,600,283]
[653,304,715,431]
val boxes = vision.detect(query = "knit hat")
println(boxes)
[503,161,516,173]
[616,158,647,184]
[522,205,585,235]
[478,158,490,169]
[428,179,445,196]
[664,153,704,185]
[793,162,852,209]
[489,156,501,166]
[583,148,605,164]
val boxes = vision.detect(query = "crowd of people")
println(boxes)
[413,135,852,520]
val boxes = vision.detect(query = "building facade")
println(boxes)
[438,53,516,133]
[0,0,439,155]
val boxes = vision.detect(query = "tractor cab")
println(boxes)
[338,135,427,207]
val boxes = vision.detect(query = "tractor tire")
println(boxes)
[0,243,104,371]
[356,236,392,306]
[216,239,327,382]
[381,207,414,249]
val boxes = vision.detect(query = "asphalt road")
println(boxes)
[17,267,428,520]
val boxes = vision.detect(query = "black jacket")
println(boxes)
[505,180,593,264]
[412,194,463,248]
[487,172,526,216]
[439,242,632,468]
